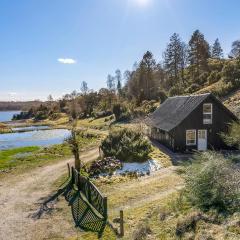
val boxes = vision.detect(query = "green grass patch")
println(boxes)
[0,146,39,170]
[77,116,114,130]
[0,144,72,178]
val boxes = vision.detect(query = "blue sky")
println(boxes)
[1,0,240,101]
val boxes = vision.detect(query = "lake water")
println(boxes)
[0,129,71,150]
[12,125,50,132]
[0,111,21,122]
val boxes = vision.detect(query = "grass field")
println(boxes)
[77,116,115,130]
[50,163,240,240]
[0,144,71,176]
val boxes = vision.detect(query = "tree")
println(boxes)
[66,124,81,172]
[188,30,210,80]
[163,33,187,86]
[115,69,122,96]
[81,81,88,94]
[107,74,115,91]
[47,94,53,102]
[229,40,240,59]
[211,38,223,59]
[139,51,156,100]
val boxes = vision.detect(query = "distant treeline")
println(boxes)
[0,101,43,111]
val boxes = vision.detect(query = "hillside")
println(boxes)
[0,101,43,111]
[224,89,240,117]
[195,80,240,117]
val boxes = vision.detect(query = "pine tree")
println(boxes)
[229,40,240,59]
[188,30,210,80]
[212,38,223,59]
[80,81,88,94]
[107,74,115,91]
[115,69,122,96]
[163,33,187,86]
[139,51,156,100]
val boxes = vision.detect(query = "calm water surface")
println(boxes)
[0,129,70,150]
[12,125,50,132]
[0,111,21,122]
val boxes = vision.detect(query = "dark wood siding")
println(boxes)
[172,95,237,152]
[150,127,175,151]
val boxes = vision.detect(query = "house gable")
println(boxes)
[172,94,238,151]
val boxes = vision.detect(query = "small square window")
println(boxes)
[186,130,196,146]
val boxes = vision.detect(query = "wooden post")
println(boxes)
[67,163,70,178]
[103,197,108,219]
[71,167,74,185]
[120,210,124,237]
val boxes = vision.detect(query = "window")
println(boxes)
[203,103,212,124]
[186,130,196,146]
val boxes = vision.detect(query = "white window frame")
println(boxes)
[186,130,196,146]
[203,103,212,124]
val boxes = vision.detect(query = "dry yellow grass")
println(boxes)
[224,89,240,117]
[150,146,173,167]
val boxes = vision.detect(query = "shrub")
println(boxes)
[100,128,152,162]
[207,71,221,84]
[186,83,200,93]
[221,122,240,149]
[176,211,216,238]
[93,110,112,119]
[198,72,209,85]
[112,103,130,121]
[184,152,240,213]
[169,85,184,96]
[132,222,152,240]
[157,90,168,103]
[222,60,240,85]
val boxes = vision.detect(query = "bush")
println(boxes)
[198,72,209,85]
[212,80,239,97]
[207,71,221,84]
[157,90,168,103]
[93,110,112,119]
[100,129,152,162]
[132,222,152,240]
[222,60,240,85]
[221,122,240,149]
[169,85,184,96]
[112,103,130,121]
[184,152,240,213]
[186,83,200,93]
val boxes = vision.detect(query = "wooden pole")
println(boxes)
[120,210,124,237]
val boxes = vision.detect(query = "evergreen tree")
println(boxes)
[212,38,223,59]
[229,40,240,59]
[139,51,156,100]
[115,69,122,96]
[188,30,210,80]
[163,33,187,86]
[107,74,115,91]
[80,81,88,94]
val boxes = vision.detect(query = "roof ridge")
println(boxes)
[168,93,211,99]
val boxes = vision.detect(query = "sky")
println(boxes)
[0,0,240,101]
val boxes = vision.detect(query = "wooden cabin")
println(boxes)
[145,93,238,152]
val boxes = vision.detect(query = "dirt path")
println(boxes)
[0,148,99,240]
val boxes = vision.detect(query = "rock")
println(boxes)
[88,157,122,177]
